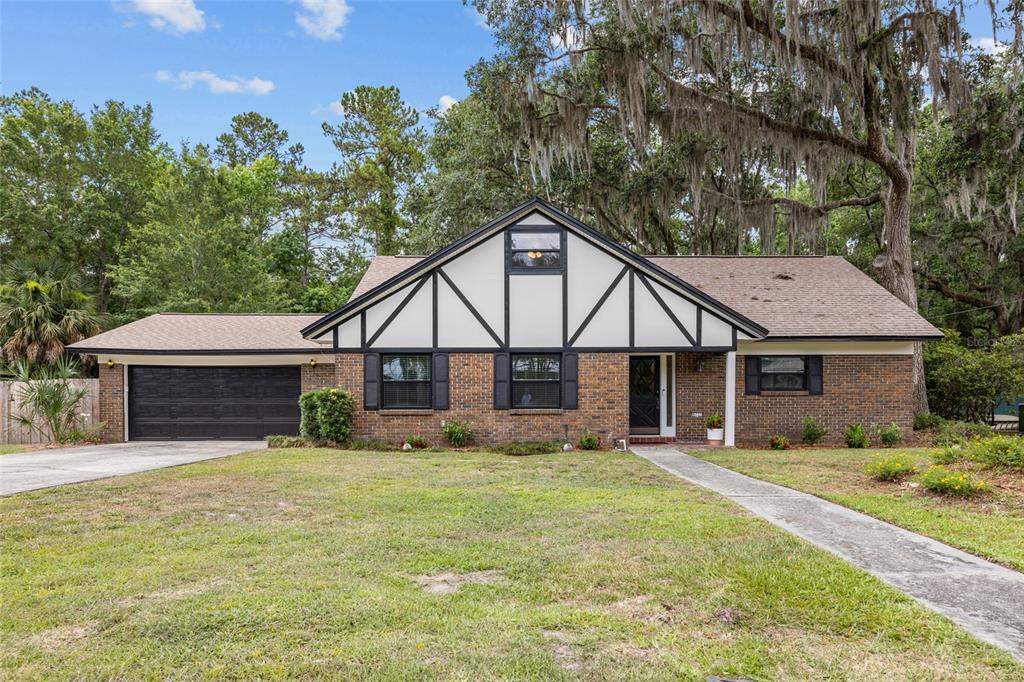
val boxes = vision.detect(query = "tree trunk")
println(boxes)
[873,165,929,414]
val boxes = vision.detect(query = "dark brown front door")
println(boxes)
[629,356,660,434]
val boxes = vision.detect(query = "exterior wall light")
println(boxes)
[105,359,115,368]
[309,358,317,367]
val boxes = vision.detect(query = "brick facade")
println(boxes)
[94,351,914,447]
[331,352,630,446]
[734,354,914,446]
[97,362,125,442]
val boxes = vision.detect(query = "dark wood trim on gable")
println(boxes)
[568,266,629,347]
[437,269,504,348]
[365,276,429,348]
[636,272,697,346]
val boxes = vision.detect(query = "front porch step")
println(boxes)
[627,435,676,444]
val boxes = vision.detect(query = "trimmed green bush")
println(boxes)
[864,452,917,481]
[843,423,869,448]
[442,419,474,447]
[801,417,826,445]
[917,465,987,498]
[481,441,563,456]
[578,429,600,450]
[299,388,354,443]
[768,435,790,450]
[875,421,904,447]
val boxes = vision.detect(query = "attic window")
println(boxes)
[508,230,563,272]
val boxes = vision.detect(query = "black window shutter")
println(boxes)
[363,353,380,410]
[562,352,579,409]
[807,355,823,395]
[432,353,449,410]
[493,352,511,409]
[744,356,760,395]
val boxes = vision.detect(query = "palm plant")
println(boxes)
[0,265,102,365]
[12,356,90,443]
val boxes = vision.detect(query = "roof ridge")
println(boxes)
[644,254,829,259]
[156,312,324,316]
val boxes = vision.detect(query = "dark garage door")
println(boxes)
[129,366,301,440]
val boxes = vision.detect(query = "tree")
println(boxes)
[322,85,426,255]
[472,0,1020,411]
[0,265,102,366]
[0,89,166,313]
[10,356,91,444]
[213,112,304,168]
[110,147,290,314]
[924,331,1024,422]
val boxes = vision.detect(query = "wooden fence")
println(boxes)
[0,379,99,445]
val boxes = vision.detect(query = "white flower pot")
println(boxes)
[706,428,724,444]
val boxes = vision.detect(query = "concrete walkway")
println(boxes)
[0,441,265,495]
[632,446,1024,661]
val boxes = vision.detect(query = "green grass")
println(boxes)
[2,448,1021,680]
[0,445,25,455]
[693,448,1024,572]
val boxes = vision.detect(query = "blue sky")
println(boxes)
[2,0,496,169]
[1,1,1007,171]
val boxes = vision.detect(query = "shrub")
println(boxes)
[266,434,312,448]
[442,419,474,447]
[932,420,993,446]
[578,429,600,450]
[402,435,428,449]
[481,441,564,456]
[843,423,869,448]
[875,421,904,447]
[768,435,790,450]
[931,446,963,465]
[11,357,90,443]
[801,417,826,445]
[917,465,987,498]
[299,388,354,443]
[864,452,917,481]
[962,435,1024,471]
[924,331,1024,423]
[913,412,945,431]
[64,422,106,445]
[704,413,724,429]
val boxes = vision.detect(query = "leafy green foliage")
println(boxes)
[266,435,313,448]
[442,419,474,447]
[924,331,1024,422]
[298,388,353,443]
[913,413,945,430]
[578,429,599,450]
[875,422,904,447]
[10,357,91,443]
[944,436,1024,472]
[704,413,723,429]
[863,453,918,481]
[402,435,428,449]
[843,424,869,449]
[917,466,987,498]
[801,417,826,445]
[932,420,994,446]
[768,435,790,450]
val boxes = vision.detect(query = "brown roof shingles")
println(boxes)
[355,254,940,339]
[67,313,327,353]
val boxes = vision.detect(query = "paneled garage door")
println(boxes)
[128,366,301,440]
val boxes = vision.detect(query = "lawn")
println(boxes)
[2,448,1021,680]
[0,445,25,455]
[693,448,1024,572]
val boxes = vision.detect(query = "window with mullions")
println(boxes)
[511,354,561,408]
[382,354,431,408]
[508,230,562,270]
[758,356,807,391]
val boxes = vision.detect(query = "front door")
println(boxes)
[629,356,660,434]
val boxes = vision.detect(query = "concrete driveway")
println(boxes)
[0,441,265,495]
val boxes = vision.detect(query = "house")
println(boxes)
[67,198,942,446]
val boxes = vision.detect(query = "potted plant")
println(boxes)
[705,413,724,444]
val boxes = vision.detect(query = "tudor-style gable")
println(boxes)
[303,198,767,351]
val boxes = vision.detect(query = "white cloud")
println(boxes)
[118,0,206,35]
[438,95,457,114]
[155,70,275,95]
[312,99,346,117]
[295,0,352,41]
[970,37,1008,55]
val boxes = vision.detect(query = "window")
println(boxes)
[381,354,431,408]
[508,230,562,270]
[759,356,807,391]
[511,354,561,408]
